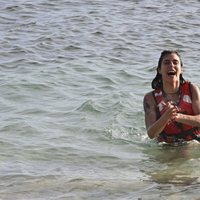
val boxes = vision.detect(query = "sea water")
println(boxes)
[0,0,199,199]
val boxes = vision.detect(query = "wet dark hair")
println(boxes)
[151,50,185,89]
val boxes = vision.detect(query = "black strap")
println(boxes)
[161,127,200,142]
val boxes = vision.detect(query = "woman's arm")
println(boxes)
[143,92,178,139]
[174,83,200,127]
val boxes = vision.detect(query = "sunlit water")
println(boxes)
[0,0,200,199]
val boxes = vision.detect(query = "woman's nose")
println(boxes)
[169,61,175,67]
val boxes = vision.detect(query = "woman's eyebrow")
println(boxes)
[163,58,179,62]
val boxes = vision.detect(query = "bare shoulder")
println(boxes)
[143,91,155,104]
[190,82,200,91]
[189,82,200,115]
[190,82,200,98]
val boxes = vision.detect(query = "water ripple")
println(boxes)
[0,0,200,199]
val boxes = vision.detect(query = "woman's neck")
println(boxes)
[162,81,180,94]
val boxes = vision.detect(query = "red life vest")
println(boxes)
[153,81,200,143]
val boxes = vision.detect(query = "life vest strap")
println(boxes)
[159,127,200,143]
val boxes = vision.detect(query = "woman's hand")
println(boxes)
[161,101,179,124]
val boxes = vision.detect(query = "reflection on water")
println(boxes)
[142,141,200,185]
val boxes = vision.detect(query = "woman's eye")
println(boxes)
[173,61,179,65]
[163,60,179,65]
[164,61,170,65]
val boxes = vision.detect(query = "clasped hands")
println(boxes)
[162,101,180,124]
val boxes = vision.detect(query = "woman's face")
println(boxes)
[158,53,182,83]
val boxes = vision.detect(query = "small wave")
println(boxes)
[64,45,82,51]
[75,100,104,114]
[0,59,28,70]
[105,125,147,145]
[4,6,21,11]
[92,31,104,36]
[93,75,117,85]
[0,17,17,26]
[109,57,124,64]
[117,69,136,79]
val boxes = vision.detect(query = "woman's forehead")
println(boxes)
[163,53,180,60]
[162,53,180,61]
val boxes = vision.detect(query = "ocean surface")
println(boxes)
[0,0,200,199]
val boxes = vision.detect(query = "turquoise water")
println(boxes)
[0,0,200,199]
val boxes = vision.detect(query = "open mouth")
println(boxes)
[167,71,176,76]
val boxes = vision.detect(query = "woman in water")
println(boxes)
[143,50,200,144]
